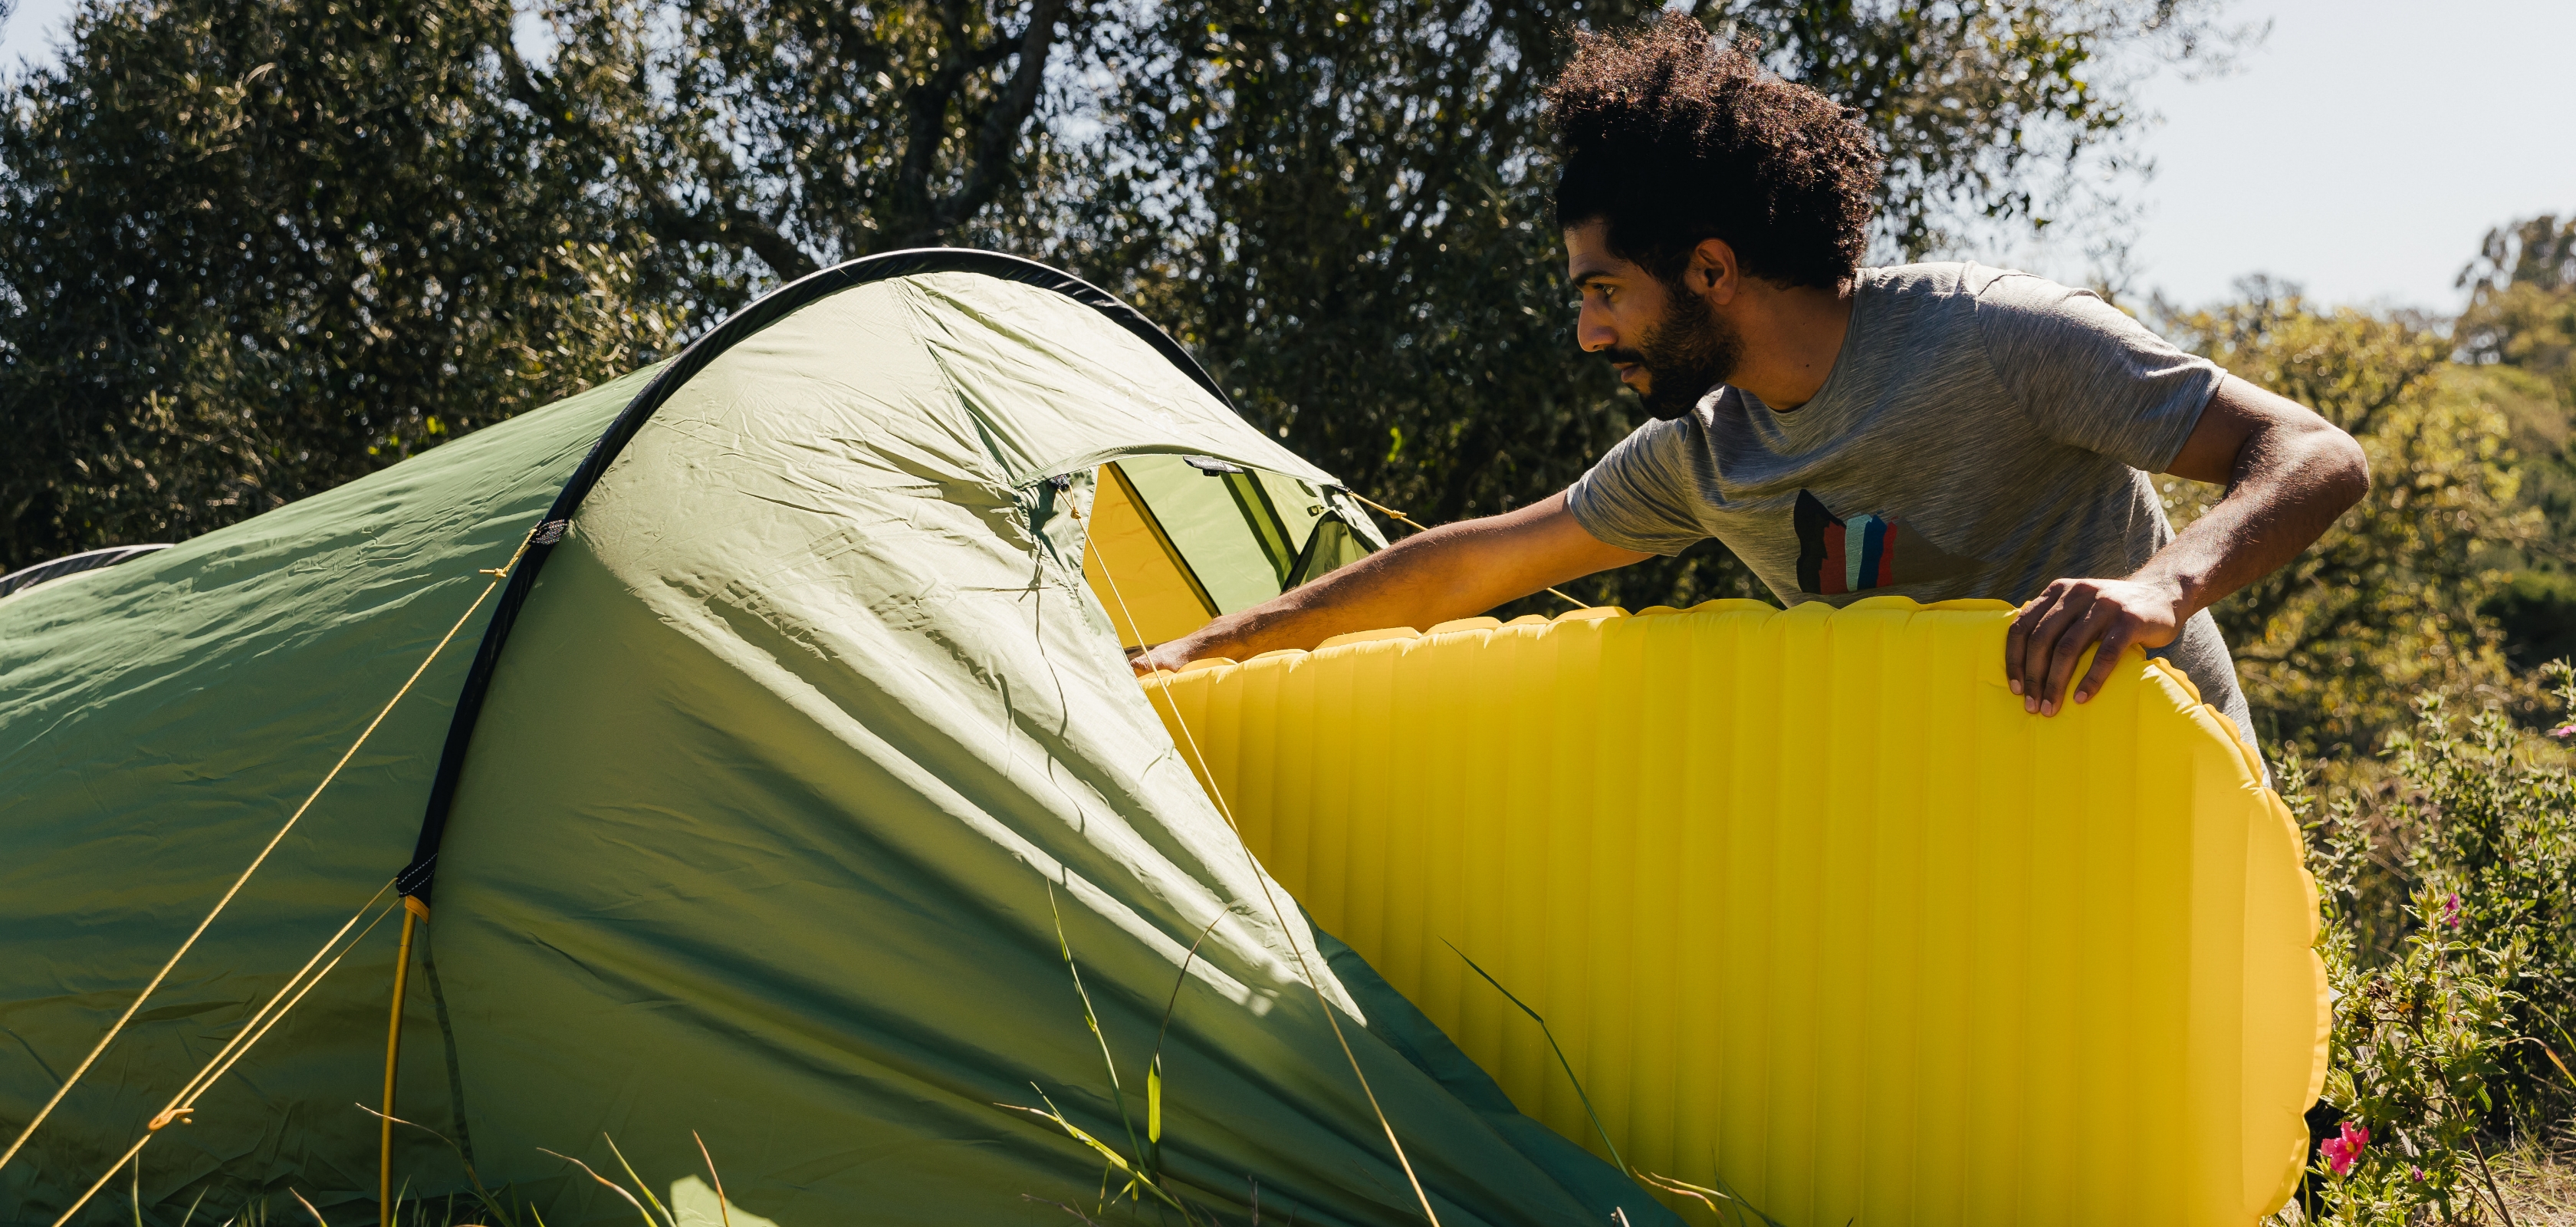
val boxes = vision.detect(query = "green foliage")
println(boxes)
[0,0,2238,581]
[2296,663,2576,1225]
[0,0,1075,571]
[1744,0,2240,259]
[2160,288,2538,758]
[527,0,1079,281]
[0,0,695,568]
[2456,215,2576,680]
[2459,215,2576,409]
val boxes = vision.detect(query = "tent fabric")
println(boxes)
[0,368,653,1218]
[0,544,171,598]
[395,249,1375,906]
[0,252,1659,1227]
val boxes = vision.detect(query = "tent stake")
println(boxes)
[380,896,428,1227]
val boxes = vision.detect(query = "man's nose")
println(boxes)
[1576,301,1615,352]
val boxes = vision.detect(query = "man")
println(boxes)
[1132,17,2367,754]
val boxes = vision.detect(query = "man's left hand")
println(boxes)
[2006,576,2187,716]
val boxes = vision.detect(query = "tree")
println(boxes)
[2,0,2240,580]
[2459,213,2576,403]
[0,0,1086,571]
[521,0,1082,284]
[0,0,687,568]
[2457,213,2576,588]
[1737,0,2243,262]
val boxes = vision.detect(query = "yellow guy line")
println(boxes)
[1071,498,1446,1227]
[1341,490,1585,610]
[0,527,542,1177]
[48,894,405,1227]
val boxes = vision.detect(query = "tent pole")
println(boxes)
[380,896,428,1227]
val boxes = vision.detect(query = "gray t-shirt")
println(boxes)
[1567,262,2256,748]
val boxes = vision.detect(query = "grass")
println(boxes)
[997,885,1237,1225]
[2494,1143,2576,1226]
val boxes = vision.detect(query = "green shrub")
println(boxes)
[2294,661,2576,1225]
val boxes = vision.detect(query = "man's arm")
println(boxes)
[2006,374,2370,715]
[1129,492,1651,673]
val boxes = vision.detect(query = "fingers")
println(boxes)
[2069,622,2134,709]
[2005,580,2073,698]
[2004,597,2035,696]
[2036,598,2124,716]
[2015,583,2095,714]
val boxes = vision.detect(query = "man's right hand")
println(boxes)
[1124,491,1650,676]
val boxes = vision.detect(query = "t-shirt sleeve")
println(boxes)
[1564,419,1709,557]
[1973,271,2223,473]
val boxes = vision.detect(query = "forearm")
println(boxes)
[1152,523,1539,664]
[1135,492,1651,670]
[2134,411,2369,620]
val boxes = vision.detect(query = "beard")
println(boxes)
[1606,288,1744,420]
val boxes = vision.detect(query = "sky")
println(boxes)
[2098,0,2576,314]
[4,0,2571,316]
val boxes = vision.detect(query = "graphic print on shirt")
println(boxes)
[1792,489,1974,595]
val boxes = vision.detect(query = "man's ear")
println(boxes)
[1687,238,1740,304]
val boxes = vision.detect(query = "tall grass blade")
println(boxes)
[1443,942,1783,1226]
[691,1132,731,1227]
[356,1103,519,1227]
[1020,1194,1104,1225]
[600,1135,676,1227]
[1146,913,1221,1172]
[286,1189,327,1227]
[1635,1168,1787,1227]
[176,1186,209,1227]
[1441,939,1628,1176]
[537,1149,656,1227]
[1046,885,1149,1172]
[1147,1063,1163,1150]
[997,1089,1194,1222]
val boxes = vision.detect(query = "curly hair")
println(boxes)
[1546,15,1881,291]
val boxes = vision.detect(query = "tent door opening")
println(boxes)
[1074,455,1375,650]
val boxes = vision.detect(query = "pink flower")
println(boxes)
[2444,891,2463,929]
[2551,724,2576,739]
[2321,1122,2369,1176]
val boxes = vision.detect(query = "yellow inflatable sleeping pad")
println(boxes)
[1142,596,2328,1227]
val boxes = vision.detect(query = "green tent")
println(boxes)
[1,252,1668,1227]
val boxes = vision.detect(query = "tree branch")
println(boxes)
[933,0,1066,232]
[487,6,816,281]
